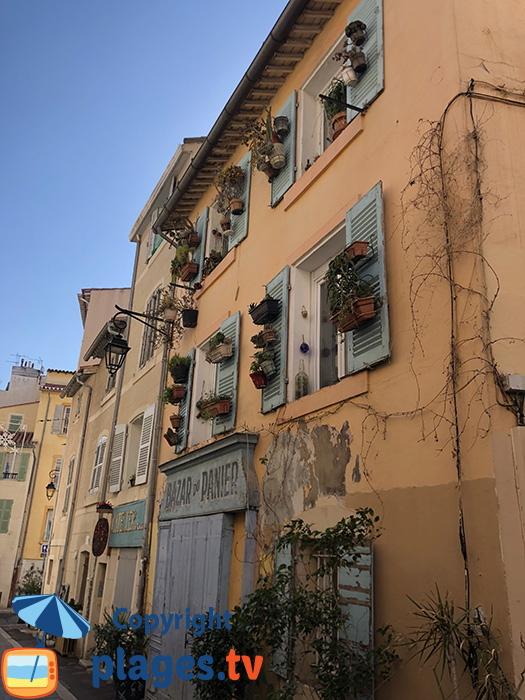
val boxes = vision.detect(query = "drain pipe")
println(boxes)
[135,336,170,615]
[55,376,93,595]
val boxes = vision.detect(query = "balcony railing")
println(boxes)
[1,471,18,480]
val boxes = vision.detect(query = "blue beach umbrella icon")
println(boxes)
[12,594,90,641]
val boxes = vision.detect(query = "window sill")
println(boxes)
[283,116,364,211]
[277,370,368,424]
[133,355,161,386]
[193,247,237,300]
[100,388,116,407]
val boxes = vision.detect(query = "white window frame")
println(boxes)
[188,342,219,448]
[297,32,346,178]
[289,223,347,400]
[89,436,107,493]
[43,509,53,542]
[63,456,75,515]
[138,287,162,368]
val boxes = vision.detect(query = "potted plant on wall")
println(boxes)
[163,428,179,447]
[249,293,280,325]
[92,609,147,700]
[169,216,200,248]
[201,250,223,280]
[129,474,136,487]
[196,392,231,420]
[159,289,178,321]
[242,108,286,181]
[171,244,198,282]
[323,78,348,140]
[177,291,198,328]
[205,331,233,364]
[252,350,276,378]
[249,358,268,389]
[214,164,245,215]
[167,353,191,383]
[169,414,182,429]
[324,251,377,332]
[162,384,186,405]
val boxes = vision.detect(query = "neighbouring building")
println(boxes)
[49,0,525,696]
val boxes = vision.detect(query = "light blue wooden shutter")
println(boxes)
[193,207,209,285]
[17,453,29,481]
[228,153,251,251]
[8,414,23,432]
[345,182,389,374]
[0,453,5,475]
[213,312,240,435]
[346,0,384,122]
[175,348,195,453]
[339,543,373,699]
[271,543,292,677]
[262,267,289,414]
[271,91,297,207]
[0,499,13,533]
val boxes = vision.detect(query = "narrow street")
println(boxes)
[0,610,113,700]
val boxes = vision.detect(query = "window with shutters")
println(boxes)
[63,456,75,515]
[0,499,13,534]
[135,404,155,485]
[298,0,383,177]
[8,414,23,433]
[138,287,162,368]
[124,415,143,487]
[89,436,107,492]
[50,405,70,435]
[42,509,53,542]
[108,425,127,493]
[290,183,389,397]
[147,208,163,261]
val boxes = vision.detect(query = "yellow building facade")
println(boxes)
[48,0,525,696]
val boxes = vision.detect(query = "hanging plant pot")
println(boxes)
[180,262,199,282]
[269,143,286,170]
[330,296,376,332]
[331,111,348,140]
[345,20,367,45]
[249,298,280,325]
[170,384,186,403]
[220,218,231,233]
[250,371,267,389]
[169,364,189,384]
[163,308,177,321]
[205,341,233,364]
[345,240,369,264]
[341,64,359,87]
[163,429,178,447]
[261,328,278,344]
[198,398,231,420]
[230,198,244,215]
[181,309,198,328]
[259,159,279,182]
[187,231,200,247]
[169,414,182,429]
[349,48,367,74]
[260,359,276,377]
[273,115,290,139]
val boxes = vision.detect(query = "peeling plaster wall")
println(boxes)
[261,421,351,528]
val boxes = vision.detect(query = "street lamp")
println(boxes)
[104,332,131,377]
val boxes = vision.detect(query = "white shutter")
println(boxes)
[135,404,155,485]
[108,425,127,493]
[50,405,64,434]
[63,457,75,515]
[54,458,63,480]
[90,437,107,491]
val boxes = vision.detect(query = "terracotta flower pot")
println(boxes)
[250,371,267,389]
[269,143,286,169]
[200,399,231,418]
[341,64,358,87]
[259,160,279,181]
[220,218,231,233]
[261,328,277,343]
[350,48,367,73]
[187,231,200,247]
[180,262,198,282]
[169,414,182,429]
[230,198,244,215]
[345,20,366,45]
[345,241,369,264]
[331,111,348,140]
[330,296,376,332]
[170,384,186,403]
[163,429,178,447]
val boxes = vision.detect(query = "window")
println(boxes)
[43,509,53,542]
[63,456,75,515]
[7,414,23,433]
[290,182,389,398]
[138,287,162,368]
[108,424,127,493]
[125,414,143,487]
[298,0,384,177]
[136,404,155,485]
[89,436,107,492]
[0,499,13,533]
[106,371,116,394]
[146,208,162,260]
[51,405,70,435]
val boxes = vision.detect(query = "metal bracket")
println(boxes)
[318,93,365,113]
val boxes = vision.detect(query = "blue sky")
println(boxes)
[0,0,288,386]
